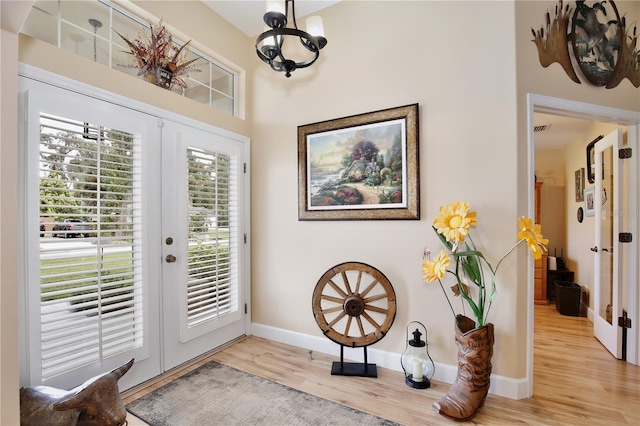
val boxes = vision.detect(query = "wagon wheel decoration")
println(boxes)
[312,262,396,376]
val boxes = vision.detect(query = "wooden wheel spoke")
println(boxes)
[354,271,363,294]
[340,271,353,295]
[359,279,379,298]
[364,293,388,304]
[327,311,347,329]
[363,304,388,315]
[321,305,345,315]
[321,294,346,305]
[356,316,366,337]
[361,311,381,331]
[327,279,348,299]
[344,316,353,336]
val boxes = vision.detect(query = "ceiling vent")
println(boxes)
[534,124,551,132]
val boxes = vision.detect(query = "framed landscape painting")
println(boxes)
[298,104,419,220]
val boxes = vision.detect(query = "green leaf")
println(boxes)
[458,284,482,325]
[433,226,454,250]
[453,247,483,286]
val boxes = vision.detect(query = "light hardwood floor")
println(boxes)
[123,304,640,425]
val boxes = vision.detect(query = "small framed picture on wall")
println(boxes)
[584,186,595,216]
[575,168,585,202]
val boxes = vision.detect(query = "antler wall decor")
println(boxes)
[606,16,640,88]
[531,1,581,83]
[531,0,640,89]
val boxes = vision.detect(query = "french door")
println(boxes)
[592,128,623,358]
[160,120,247,370]
[19,75,248,391]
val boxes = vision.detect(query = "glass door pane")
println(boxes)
[598,145,614,324]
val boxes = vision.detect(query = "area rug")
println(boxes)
[126,361,399,425]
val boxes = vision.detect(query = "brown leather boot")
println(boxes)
[432,315,495,421]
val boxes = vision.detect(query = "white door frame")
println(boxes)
[526,93,640,397]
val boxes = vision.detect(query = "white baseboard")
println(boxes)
[250,322,529,400]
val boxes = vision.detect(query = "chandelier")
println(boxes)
[255,0,327,78]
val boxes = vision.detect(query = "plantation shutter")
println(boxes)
[38,113,143,380]
[185,146,238,331]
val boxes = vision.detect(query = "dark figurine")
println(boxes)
[20,358,134,426]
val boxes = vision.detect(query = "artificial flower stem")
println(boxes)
[492,239,525,275]
[483,240,525,321]
[438,279,458,319]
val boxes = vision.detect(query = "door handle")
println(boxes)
[165,254,177,263]
[590,246,598,252]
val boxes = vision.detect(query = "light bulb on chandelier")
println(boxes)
[255,0,328,78]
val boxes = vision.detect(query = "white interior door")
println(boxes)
[161,120,248,370]
[593,128,623,358]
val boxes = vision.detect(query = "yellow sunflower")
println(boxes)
[422,249,450,282]
[433,201,477,243]
[517,216,549,260]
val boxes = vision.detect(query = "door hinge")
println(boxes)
[157,118,164,128]
[244,233,247,244]
[618,311,632,328]
[619,232,632,243]
[244,303,248,314]
[244,163,247,173]
[619,147,632,159]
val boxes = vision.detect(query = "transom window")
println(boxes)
[21,0,238,117]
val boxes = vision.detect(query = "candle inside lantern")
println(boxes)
[412,358,423,381]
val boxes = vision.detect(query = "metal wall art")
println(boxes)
[532,0,640,88]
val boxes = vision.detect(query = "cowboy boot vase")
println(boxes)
[433,315,495,421]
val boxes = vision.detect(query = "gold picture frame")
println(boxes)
[298,104,420,220]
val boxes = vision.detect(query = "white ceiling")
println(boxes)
[201,1,599,151]
[534,113,596,151]
[202,0,341,37]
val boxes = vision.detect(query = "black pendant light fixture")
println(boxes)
[255,0,327,78]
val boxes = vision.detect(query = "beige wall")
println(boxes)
[1,1,35,423]
[251,0,640,384]
[535,150,567,256]
[536,149,566,186]
[251,0,523,376]
[3,0,640,418]
[0,27,21,426]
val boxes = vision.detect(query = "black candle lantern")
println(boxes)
[401,321,435,389]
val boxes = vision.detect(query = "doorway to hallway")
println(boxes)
[527,94,640,398]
